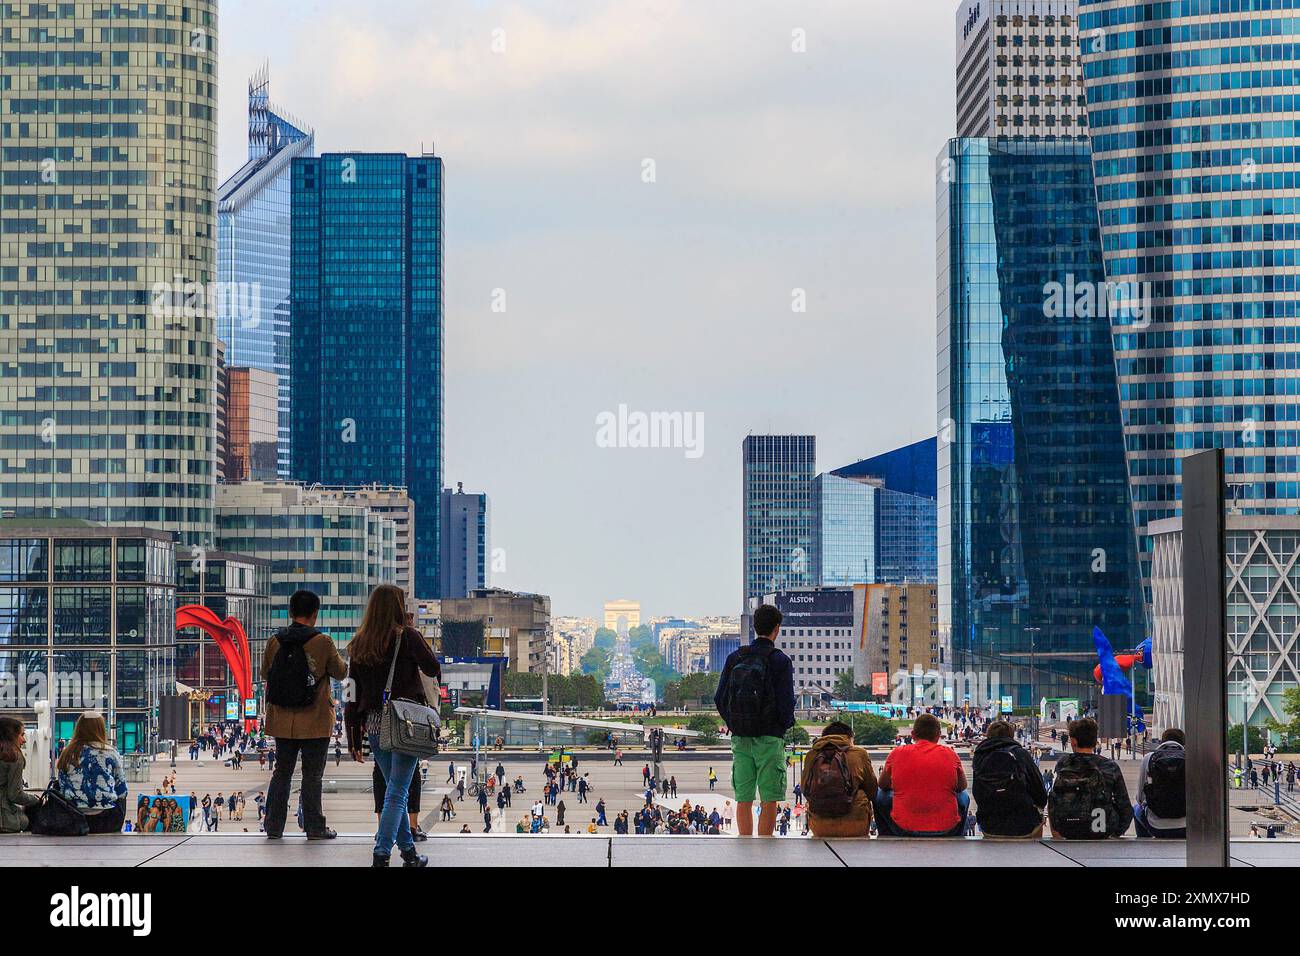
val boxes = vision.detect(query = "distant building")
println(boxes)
[832,437,937,499]
[441,588,551,674]
[223,367,280,483]
[0,525,177,752]
[217,67,314,478]
[743,436,818,625]
[314,485,416,602]
[440,484,489,599]
[603,600,641,636]
[955,0,1088,141]
[214,482,399,646]
[291,151,444,598]
[852,583,942,696]
[708,633,742,673]
[761,587,855,709]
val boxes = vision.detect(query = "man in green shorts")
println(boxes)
[713,604,796,836]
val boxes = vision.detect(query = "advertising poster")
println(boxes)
[134,794,191,834]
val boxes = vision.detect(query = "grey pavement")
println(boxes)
[2,832,1296,867]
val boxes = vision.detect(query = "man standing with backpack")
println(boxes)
[714,603,795,837]
[261,589,347,841]
[1133,727,1186,838]
[1048,717,1133,840]
[801,721,877,837]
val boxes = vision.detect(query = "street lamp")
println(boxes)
[1023,626,1041,734]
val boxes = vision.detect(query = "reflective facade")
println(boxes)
[0,526,176,752]
[290,153,443,598]
[1080,0,1300,580]
[813,473,876,587]
[938,139,1144,704]
[0,3,219,544]
[742,435,817,612]
[216,68,313,478]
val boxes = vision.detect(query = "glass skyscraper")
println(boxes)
[0,3,219,545]
[814,470,938,587]
[290,153,443,598]
[938,139,1144,704]
[1080,0,1300,553]
[742,435,817,615]
[216,67,313,478]
[440,485,489,599]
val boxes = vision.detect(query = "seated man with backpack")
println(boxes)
[1048,716,1133,840]
[714,603,796,837]
[261,589,348,841]
[873,713,968,837]
[801,721,878,838]
[1133,727,1186,839]
[972,719,1048,838]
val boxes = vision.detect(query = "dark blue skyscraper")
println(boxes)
[742,435,817,615]
[291,152,444,598]
[938,139,1143,705]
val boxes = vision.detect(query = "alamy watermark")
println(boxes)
[0,666,107,709]
[1043,274,1152,327]
[151,275,261,329]
[595,404,704,459]
[891,666,1002,711]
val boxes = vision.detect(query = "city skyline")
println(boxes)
[213,0,950,615]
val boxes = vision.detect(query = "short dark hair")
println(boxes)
[1161,727,1185,745]
[986,720,1014,739]
[752,604,782,637]
[912,713,941,742]
[289,589,321,619]
[822,721,853,738]
[1068,716,1099,749]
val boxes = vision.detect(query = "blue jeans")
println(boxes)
[369,734,418,858]
[873,789,970,837]
[1132,804,1186,839]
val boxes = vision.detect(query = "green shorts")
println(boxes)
[730,735,786,803]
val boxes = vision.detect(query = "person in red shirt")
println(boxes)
[873,713,969,836]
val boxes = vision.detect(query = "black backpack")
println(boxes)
[1049,757,1115,839]
[266,632,318,708]
[723,643,777,737]
[974,746,1027,808]
[806,743,855,818]
[1144,747,1186,819]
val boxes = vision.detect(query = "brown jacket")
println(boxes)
[800,733,878,838]
[262,624,348,740]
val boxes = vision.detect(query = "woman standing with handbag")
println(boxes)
[345,584,441,867]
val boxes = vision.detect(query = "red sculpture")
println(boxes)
[1092,653,1142,683]
[175,605,254,731]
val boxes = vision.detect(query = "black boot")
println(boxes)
[399,846,428,868]
[372,854,390,867]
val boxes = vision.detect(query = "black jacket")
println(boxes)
[713,638,796,739]
[972,735,1048,836]
[1050,751,1134,838]
[344,627,441,752]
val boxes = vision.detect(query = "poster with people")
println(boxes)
[134,794,191,833]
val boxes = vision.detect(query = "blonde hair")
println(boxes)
[57,712,109,774]
[347,584,408,666]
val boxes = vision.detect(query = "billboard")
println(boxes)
[871,672,889,696]
[243,697,257,719]
[225,700,239,721]
[134,794,191,834]
[769,589,854,629]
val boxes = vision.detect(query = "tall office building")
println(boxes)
[937,139,1144,704]
[1080,1,1300,547]
[956,0,1089,141]
[1081,0,1300,725]
[0,4,219,545]
[440,483,489,599]
[222,367,279,483]
[217,68,314,479]
[742,436,817,619]
[290,152,444,598]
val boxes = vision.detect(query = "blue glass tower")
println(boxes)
[938,138,1143,704]
[291,152,444,599]
[217,68,313,478]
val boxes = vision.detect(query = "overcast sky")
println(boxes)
[217,0,955,620]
